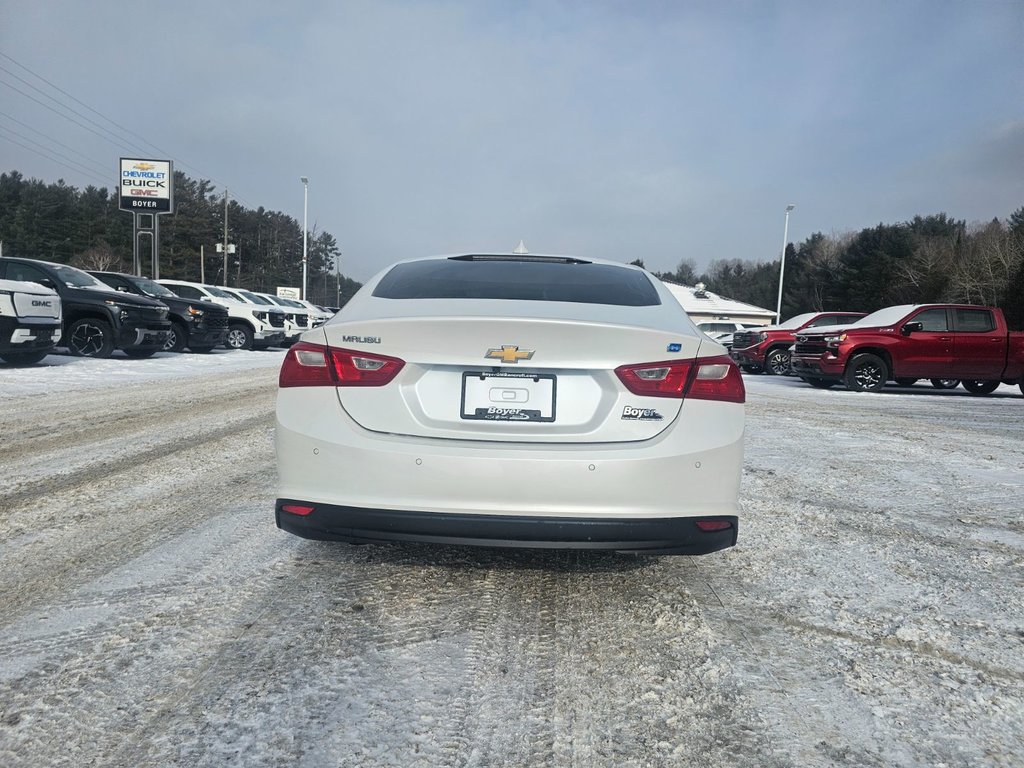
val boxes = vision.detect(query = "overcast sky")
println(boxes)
[1,1,1022,282]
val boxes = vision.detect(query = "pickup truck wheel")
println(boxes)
[67,318,115,358]
[844,353,888,392]
[124,348,157,359]
[0,350,50,366]
[895,378,918,386]
[164,321,189,353]
[740,365,763,374]
[764,348,791,376]
[802,377,836,389]
[930,378,960,389]
[226,324,254,350]
[961,380,1000,395]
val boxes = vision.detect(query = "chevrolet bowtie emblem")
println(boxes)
[134,162,155,171]
[485,345,534,364]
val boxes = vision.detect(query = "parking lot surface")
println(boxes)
[0,354,1021,767]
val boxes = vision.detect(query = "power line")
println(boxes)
[0,131,111,187]
[0,111,112,177]
[0,50,257,209]
[0,50,170,160]
[0,65,155,158]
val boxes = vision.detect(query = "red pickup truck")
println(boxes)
[790,304,1024,394]
[730,311,866,375]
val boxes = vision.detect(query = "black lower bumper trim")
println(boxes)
[275,500,738,556]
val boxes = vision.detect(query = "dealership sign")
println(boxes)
[277,287,301,299]
[119,158,174,213]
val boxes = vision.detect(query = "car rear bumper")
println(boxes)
[276,500,738,555]
[276,388,744,542]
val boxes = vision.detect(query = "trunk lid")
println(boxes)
[317,311,705,443]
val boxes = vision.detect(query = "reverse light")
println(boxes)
[615,355,745,403]
[279,342,405,388]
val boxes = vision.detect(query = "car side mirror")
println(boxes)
[901,321,923,336]
[38,278,58,290]
[116,286,128,292]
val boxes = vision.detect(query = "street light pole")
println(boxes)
[775,204,795,324]
[300,176,309,301]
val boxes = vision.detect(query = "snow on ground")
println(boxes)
[0,357,1021,767]
[0,347,286,396]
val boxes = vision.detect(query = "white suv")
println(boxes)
[220,288,306,346]
[157,280,286,350]
[259,294,331,334]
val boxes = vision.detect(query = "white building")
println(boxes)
[661,280,776,326]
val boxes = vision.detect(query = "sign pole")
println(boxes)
[119,158,174,279]
[132,214,140,275]
[153,215,160,279]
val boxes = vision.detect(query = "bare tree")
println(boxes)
[72,241,122,272]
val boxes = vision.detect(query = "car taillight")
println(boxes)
[279,342,405,388]
[614,355,745,403]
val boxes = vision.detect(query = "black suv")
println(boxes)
[89,271,228,353]
[0,257,170,358]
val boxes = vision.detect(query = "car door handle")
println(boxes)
[940,336,952,342]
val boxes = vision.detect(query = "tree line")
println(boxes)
[3,170,1022,325]
[647,210,1024,330]
[0,170,361,307]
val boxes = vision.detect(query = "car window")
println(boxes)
[238,290,273,305]
[96,274,133,293]
[5,261,51,286]
[168,284,203,299]
[133,277,179,298]
[802,315,851,327]
[373,258,661,306]
[913,308,949,331]
[954,308,995,333]
[203,285,236,299]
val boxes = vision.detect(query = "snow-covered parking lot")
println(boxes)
[0,351,1021,767]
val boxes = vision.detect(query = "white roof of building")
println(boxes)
[661,280,776,320]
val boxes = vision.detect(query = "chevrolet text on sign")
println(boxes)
[119,158,174,213]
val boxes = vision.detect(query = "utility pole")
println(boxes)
[336,252,342,307]
[775,204,795,324]
[214,189,236,286]
[223,189,229,287]
[200,244,205,283]
[301,176,309,300]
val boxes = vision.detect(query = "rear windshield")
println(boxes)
[372,258,661,306]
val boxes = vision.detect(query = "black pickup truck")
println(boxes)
[0,257,170,358]
[89,271,228,353]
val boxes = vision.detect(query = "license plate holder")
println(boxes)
[460,371,556,422]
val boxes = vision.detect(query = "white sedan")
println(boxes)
[275,253,745,555]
